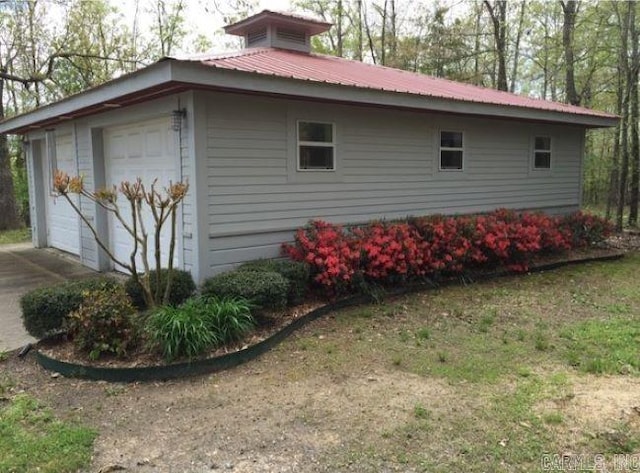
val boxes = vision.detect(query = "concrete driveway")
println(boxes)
[0,243,96,353]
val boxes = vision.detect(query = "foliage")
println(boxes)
[125,268,196,310]
[67,286,137,360]
[201,270,289,310]
[20,277,120,338]
[0,227,30,245]
[10,152,29,226]
[202,296,254,344]
[145,296,254,361]
[283,210,612,295]
[0,394,96,473]
[281,220,360,293]
[238,259,310,304]
[560,210,614,248]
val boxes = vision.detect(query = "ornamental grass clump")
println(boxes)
[146,296,254,362]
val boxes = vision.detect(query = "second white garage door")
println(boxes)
[104,118,179,271]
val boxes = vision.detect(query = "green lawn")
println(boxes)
[0,228,31,245]
[0,393,95,473]
[280,251,640,471]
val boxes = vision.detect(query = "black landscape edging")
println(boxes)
[34,295,368,383]
[33,251,626,383]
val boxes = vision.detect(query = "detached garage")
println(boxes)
[0,10,617,284]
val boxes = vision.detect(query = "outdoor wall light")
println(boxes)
[171,108,186,131]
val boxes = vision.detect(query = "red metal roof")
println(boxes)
[188,48,614,119]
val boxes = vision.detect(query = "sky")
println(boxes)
[119,0,297,55]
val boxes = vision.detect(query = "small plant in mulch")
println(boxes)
[145,296,254,362]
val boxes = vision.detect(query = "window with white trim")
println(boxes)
[533,136,551,169]
[297,121,335,171]
[440,131,464,170]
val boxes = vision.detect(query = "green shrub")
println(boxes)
[560,211,613,247]
[145,296,254,361]
[201,270,289,310]
[124,269,196,310]
[238,259,310,304]
[20,277,120,338]
[206,296,255,344]
[67,286,137,360]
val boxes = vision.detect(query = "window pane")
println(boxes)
[441,131,463,148]
[440,150,463,170]
[299,146,334,169]
[299,122,333,142]
[534,151,551,169]
[535,136,551,151]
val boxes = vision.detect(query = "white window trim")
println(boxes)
[532,135,552,171]
[439,130,464,172]
[296,120,336,172]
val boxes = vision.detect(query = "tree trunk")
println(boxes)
[380,0,388,66]
[606,64,624,220]
[356,0,363,61]
[473,2,482,85]
[484,0,508,91]
[629,1,639,226]
[509,1,527,93]
[616,2,632,231]
[0,76,21,231]
[561,0,580,105]
[336,0,344,57]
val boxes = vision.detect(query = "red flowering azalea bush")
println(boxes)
[560,211,613,248]
[282,210,613,295]
[354,222,428,280]
[282,220,360,292]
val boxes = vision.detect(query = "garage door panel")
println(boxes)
[45,134,80,255]
[104,118,179,272]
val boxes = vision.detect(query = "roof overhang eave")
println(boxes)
[0,61,174,135]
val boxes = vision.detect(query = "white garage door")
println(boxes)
[104,118,179,272]
[45,134,80,255]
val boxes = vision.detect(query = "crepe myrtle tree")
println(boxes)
[53,170,188,308]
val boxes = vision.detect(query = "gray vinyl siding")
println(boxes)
[204,91,584,275]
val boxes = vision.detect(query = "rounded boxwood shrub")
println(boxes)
[145,296,254,361]
[238,259,310,304]
[201,270,289,310]
[67,285,138,360]
[124,269,196,310]
[20,277,120,338]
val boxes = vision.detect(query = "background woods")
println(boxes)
[0,0,638,230]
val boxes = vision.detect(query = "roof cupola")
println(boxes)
[224,10,331,53]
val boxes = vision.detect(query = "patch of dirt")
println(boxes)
[0,346,459,473]
[567,375,640,427]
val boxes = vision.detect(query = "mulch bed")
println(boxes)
[36,239,635,374]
